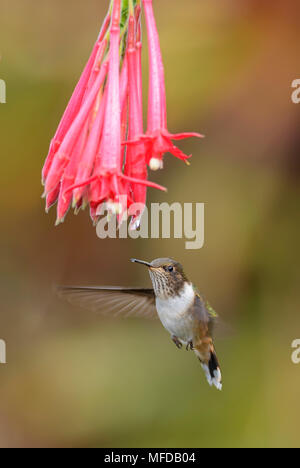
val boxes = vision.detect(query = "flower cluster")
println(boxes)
[42,0,203,227]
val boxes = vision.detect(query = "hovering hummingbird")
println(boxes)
[58,258,222,390]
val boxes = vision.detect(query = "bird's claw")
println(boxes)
[172,336,182,349]
[186,340,194,351]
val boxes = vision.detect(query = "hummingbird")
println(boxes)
[58,258,222,390]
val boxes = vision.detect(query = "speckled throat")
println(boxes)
[149,268,187,299]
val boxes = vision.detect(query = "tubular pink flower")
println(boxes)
[88,0,126,213]
[56,120,89,224]
[44,59,108,196]
[45,183,60,213]
[125,13,148,225]
[66,1,166,220]
[120,55,129,119]
[141,0,204,170]
[87,56,127,206]
[98,1,122,173]
[121,96,129,150]
[60,38,109,209]
[42,0,204,226]
[42,14,110,184]
[135,5,143,119]
[42,46,97,185]
[65,1,127,217]
[72,90,106,205]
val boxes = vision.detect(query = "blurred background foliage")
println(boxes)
[0,0,300,448]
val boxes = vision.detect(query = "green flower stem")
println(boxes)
[103,0,139,63]
[121,0,138,27]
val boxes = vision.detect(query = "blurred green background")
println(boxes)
[0,0,300,448]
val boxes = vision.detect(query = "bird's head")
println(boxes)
[131,258,189,299]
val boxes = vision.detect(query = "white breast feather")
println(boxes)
[156,283,195,344]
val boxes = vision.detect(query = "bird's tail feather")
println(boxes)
[195,346,222,391]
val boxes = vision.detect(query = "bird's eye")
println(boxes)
[167,266,174,272]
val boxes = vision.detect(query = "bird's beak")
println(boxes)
[131,258,152,268]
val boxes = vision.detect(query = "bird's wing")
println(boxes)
[56,286,157,319]
[193,286,218,317]
[193,294,217,336]
[193,291,230,339]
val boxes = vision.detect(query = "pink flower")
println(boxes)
[42,15,110,185]
[72,88,106,207]
[129,0,204,171]
[64,0,165,224]
[124,11,148,227]
[44,58,108,199]
[42,0,202,226]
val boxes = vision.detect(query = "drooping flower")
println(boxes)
[124,8,148,228]
[127,0,204,171]
[44,57,109,201]
[42,15,110,186]
[62,0,165,225]
[42,0,203,227]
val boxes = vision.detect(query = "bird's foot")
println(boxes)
[186,340,194,351]
[172,336,182,349]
